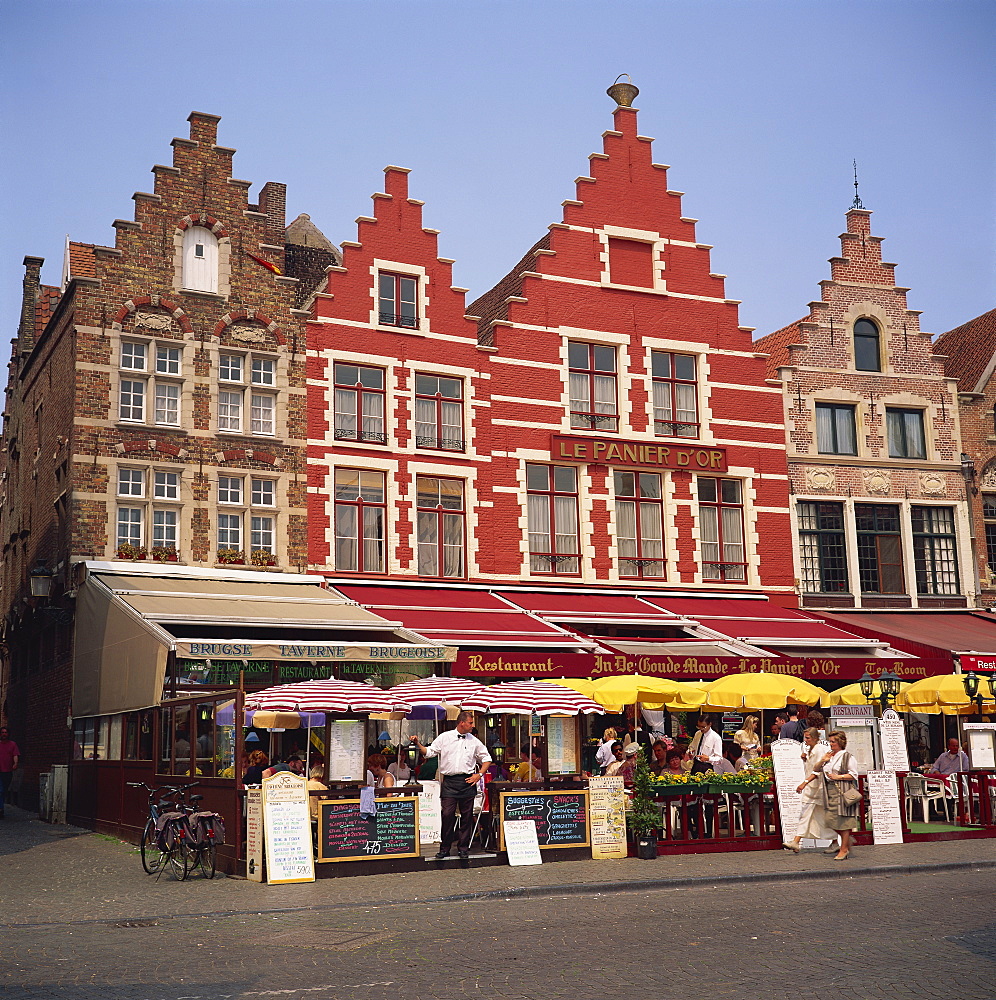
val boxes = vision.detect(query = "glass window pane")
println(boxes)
[614,471,636,497]
[673,355,696,380]
[156,346,180,374]
[121,342,147,370]
[593,345,616,372]
[697,477,717,502]
[553,466,577,493]
[567,342,588,368]
[526,464,549,491]
[219,355,243,382]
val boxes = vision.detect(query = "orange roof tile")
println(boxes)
[68,242,97,280]
[753,319,805,379]
[934,308,996,394]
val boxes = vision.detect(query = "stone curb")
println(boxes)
[8,858,995,930]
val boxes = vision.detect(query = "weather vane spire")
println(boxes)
[851,159,865,210]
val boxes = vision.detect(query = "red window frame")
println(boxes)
[416,477,466,579]
[378,272,418,329]
[614,471,665,579]
[414,375,464,451]
[698,477,746,582]
[333,363,386,444]
[333,469,386,574]
[526,464,580,576]
[652,351,699,438]
[568,341,618,431]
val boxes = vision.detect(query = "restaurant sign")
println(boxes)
[175,641,457,663]
[452,650,952,682]
[551,434,727,473]
[959,655,996,672]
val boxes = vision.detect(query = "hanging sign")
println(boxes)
[878,709,910,773]
[262,771,315,884]
[866,770,904,845]
[503,820,543,866]
[587,776,628,860]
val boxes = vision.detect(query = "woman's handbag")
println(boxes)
[841,785,863,807]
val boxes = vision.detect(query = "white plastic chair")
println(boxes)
[904,774,951,823]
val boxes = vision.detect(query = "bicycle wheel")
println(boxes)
[196,841,217,879]
[140,819,164,874]
[166,824,190,881]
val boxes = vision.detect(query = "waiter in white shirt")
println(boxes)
[686,714,723,773]
[412,711,491,860]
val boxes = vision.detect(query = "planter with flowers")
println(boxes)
[217,548,245,565]
[151,546,178,563]
[250,549,277,567]
[626,747,661,858]
[116,543,147,560]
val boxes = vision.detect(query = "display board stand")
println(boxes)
[588,776,627,860]
[262,772,315,884]
[866,770,904,845]
[497,790,589,850]
[245,787,264,882]
[503,820,543,866]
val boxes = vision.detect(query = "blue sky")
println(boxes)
[1,1,993,344]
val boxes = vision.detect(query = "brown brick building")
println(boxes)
[0,113,338,805]
[934,308,996,605]
[755,207,974,612]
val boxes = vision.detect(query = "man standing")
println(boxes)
[412,711,491,860]
[686,714,723,771]
[0,727,21,818]
[927,738,970,777]
[780,707,805,741]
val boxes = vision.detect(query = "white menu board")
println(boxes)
[878,710,910,773]
[327,720,366,781]
[770,738,807,843]
[964,725,996,769]
[503,819,543,866]
[866,770,904,845]
[417,778,442,845]
[836,723,875,774]
[246,787,264,882]
[546,716,576,774]
[588,776,627,860]
[262,772,315,884]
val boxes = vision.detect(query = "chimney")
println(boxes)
[18,256,44,356]
[258,181,287,241]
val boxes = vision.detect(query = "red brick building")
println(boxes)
[935,308,996,606]
[755,207,974,616]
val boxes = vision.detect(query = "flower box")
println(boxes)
[151,547,179,562]
[116,544,147,560]
[217,549,245,565]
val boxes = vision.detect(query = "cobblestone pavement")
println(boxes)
[2,803,995,999]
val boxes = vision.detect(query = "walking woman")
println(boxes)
[783,727,834,852]
[733,715,762,762]
[814,730,861,861]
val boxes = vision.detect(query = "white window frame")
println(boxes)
[217,352,277,437]
[118,339,184,427]
[216,475,278,561]
[114,466,182,556]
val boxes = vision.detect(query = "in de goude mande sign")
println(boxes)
[551,433,727,472]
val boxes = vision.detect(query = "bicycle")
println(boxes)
[127,781,197,880]
[182,794,225,879]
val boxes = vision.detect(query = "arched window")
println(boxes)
[182,226,218,293]
[853,318,881,372]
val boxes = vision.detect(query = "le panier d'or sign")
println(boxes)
[551,434,727,472]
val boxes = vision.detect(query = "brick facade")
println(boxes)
[756,208,973,611]
[0,114,337,804]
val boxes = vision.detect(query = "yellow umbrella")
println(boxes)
[642,681,710,711]
[590,674,684,707]
[704,672,826,710]
[545,677,597,698]
[821,680,911,707]
[894,674,995,715]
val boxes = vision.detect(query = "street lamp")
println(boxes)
[962,671,985,718]
[403,741,420,784]
[859,669,901,710]
[28,560,54,598]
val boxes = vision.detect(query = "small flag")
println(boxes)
[244,251,281,275]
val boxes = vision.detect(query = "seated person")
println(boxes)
[242,750,269,785]
[387,754,412,784]
[926,738,969,777]
[367,753,396,789]
[513,748,543,782]
[662,749,686,776]
[619,742,642,784]
[734,747,751,772]
[602,741,626,777]
[649,740,671,776]
[307,765,328,824]
[712,742,738,775]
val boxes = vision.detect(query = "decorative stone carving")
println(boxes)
[806,468,836,491]
[863,469,891,495]
[133,311,175,332]
[981,462,996,489]
[229,324,268,344]
[918,473,946,496]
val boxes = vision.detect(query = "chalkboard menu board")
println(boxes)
[498,790,589,850]
[317,796,420,863]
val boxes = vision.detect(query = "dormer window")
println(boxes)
[182,226,219,293]
[379,272,418,329]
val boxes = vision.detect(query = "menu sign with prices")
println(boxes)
[770,738,807,844]
[326,720,366,781]
[318,797,420,862]
[503,820,543,866]
[245,787,264,883]
[498,791,589,850]
[878,710,910,773]
[546,716,577,774]
[866,770,904,845]
[262,772,315,884]
[587,776,627,860]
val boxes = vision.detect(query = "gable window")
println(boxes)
[816,403,857,455]
[333,363,386,444]
[218,353,277,437]
[912,506,959,595]
[698,477,746,582]
[652,351,698,438]
[334,469,386,573]
[855,503,904,593]
[568,342,618,431]
[798,501,849,593]
[854,318,881,372]
[416,477,465,578]
[182,226,219,294]
[526,464,579,575]
[614,471,664,578]
[378,272,418,329]
[886,408,926,459]
[415,375,464,451]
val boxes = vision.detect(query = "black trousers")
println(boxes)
[440,793,475,853]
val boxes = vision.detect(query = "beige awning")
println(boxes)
[73,565,453,716]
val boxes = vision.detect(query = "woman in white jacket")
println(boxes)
[783,727,835,852]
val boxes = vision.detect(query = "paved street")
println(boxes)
[2,803,995,999]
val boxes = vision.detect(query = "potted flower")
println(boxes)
[217,548,245,565]
[116,542,147,560]
[151,546,178,562]
[626,747,661,859]
[250,549,277,567]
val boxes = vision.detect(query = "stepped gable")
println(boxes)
[934,307,996,394]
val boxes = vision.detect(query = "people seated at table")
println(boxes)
[513,748,543,782]
[387,753,412,784]
[619,742,642,784]
[242,750,269,785]
[733,747,751,772]
[661,749,686,776]
[602,741,625,776]
[649,740,671,776]
[595,727,618,774]
[926,738,969,777]
[712,743,738,774]
[367,753,396,789]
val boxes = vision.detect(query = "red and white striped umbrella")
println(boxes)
[388,675,486,706]
[244,679,412,714]
[458,679,604,716]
